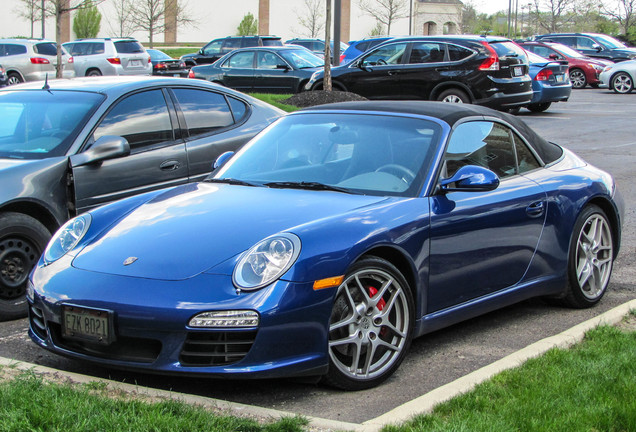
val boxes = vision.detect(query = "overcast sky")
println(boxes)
[471,0,518,15]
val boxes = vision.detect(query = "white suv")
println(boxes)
[0,39,75,85]
[63,38,151,77]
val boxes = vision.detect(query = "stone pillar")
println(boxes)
[258,0,270,35]
[165,0,178,44]
[60,0,71,42]
[341,0,351,43]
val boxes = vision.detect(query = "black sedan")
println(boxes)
[190,46,324,94]
[0,76,283,320]
[0,64,7,87]
[147,49,189,77]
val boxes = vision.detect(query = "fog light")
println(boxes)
[26,280,35,302]
[189,310,259,328]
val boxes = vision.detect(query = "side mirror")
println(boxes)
[276,64,291,71]
[213,151,234,170]
[198,48,204,55]
[592,44,603,52]
[439,165,500,193]
[71,135,130,167]
[548,53,558,60]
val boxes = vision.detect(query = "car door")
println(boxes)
[399,41,448,99]
[70,88,188,213]
[576,36,607,59]
[219,51,255,92]
[427,120,547,312]
[340,42,407,99]
[253,51,295,93]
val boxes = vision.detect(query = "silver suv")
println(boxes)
[0,39,75,85]
[63,38,151,77]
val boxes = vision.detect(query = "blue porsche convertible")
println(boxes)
[28,102,623,390]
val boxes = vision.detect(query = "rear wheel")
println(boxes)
[569,68,587,89]
[86,69,102,77]
[324,256,414,390]
[527,102,551,112]
[7,72,23,86]
[611,72,633,94]
[437,88,469,104]
[0,213,51,321]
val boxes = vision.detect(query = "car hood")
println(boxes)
[73,182,390,280]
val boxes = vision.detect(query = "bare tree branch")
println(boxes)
[294,0,325,38]
[601,0,636,35]
[127,0,196,48]
[358,0,408,35]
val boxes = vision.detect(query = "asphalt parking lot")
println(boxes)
[1,88,634,425]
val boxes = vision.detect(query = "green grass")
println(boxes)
[159,47,200,59]
[0,371,307,432]
[384,323,636,432]
[249,93,299,112]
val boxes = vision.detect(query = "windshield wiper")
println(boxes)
[204,178,262,187]
[264,181,353,194]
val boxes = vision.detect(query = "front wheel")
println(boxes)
[324,256,414,390]
[611,72,633,94]
[569,68,587,89]
[437,88,470,104]
[562,205,614,308]
[527,102,551,112]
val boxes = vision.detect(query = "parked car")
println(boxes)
[535,33,636,62]
[181,36,283,67]
[0,38,74,85]
[285,38,348,63]
[147,49,189,77]
[520,41,612,89]
[0,76,284,321]
[599,60,636,93]
[27,101,622,390]
[305,35,532,110]
[62,38,151,77]
[0,64,7,87]
[190,46,323,94]
[340,36,393,64]
[511,50,571,113]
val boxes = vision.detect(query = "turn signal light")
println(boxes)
[107,57,121,65]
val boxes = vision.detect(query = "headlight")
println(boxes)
[43,214,91,264]
[233,233,301,290]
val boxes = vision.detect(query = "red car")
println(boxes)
[520,41,613,89]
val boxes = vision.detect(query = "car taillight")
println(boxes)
[155,62,167,70]
[535,69,553,81]
[340,54,345,63]
[148,57,152,63]
[30,57,50,64]
[107,57,121,64]
[188,69,195,78]
[68,56,74,63]
[179,61,186,68]
[479,42,499,71]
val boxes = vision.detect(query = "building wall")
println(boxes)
[414,1,463,36]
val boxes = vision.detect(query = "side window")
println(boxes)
[222,39,242,54]
[6,44,28,56]
[90,42,105,55]
[70,43,88,56]
[362,42,407,66]
[447,44,473,61]
[223,51,254,68]
[553,36,576,47]
[93,90,173,150]
[172,88,234,137]
[444,121,518,179]
[408,42,445,64]
[202,40,222,56]
[356,41,370,52]
[512,133,541,173]
[257,51,284,69]
[577,37,597,49]
[228,97,248,123]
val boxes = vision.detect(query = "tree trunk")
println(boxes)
[56,9,63,78]
[324,0,332,92]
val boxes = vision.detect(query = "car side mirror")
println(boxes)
[213,151,234,170]
[592,44,603,52]
[548,53,558,60]
[71,135,130,167]
[198,48,204,55]
[439,165,500,193]
[276,64,291,71]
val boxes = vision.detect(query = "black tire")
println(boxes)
[569,68,587,89]
[561,205,614,308]
[323,256,414,390]
[507,107,521,115]
[611,72,633,94]
[527,102,551,112]
[436,88,470,104]
[86,69,102,77]
[7,72,23,86]
[0,212,51,321]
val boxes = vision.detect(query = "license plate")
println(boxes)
[556,74,564,83]
[62,305,112,344]
[174,73,180,77]
[129,59,142,67]
[513,66,523,77]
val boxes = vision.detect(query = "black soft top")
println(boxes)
[303,101,563,164]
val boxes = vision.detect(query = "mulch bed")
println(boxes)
[282,90,367,108]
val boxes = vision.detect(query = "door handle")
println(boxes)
[160,160,181,171]
[387,70,399,76]
[526,201,545,218]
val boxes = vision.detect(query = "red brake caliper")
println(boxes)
[368,286,387,337]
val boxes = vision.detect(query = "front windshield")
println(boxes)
[279,49,323,68]
[0,90,104,160]
[595,34,627,49]
[214,113,441,197]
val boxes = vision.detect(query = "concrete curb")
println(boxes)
[1,299,634,432]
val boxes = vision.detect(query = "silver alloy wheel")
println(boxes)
[612,72,633,94]
[442,94,464,103]
[569,69,586,89]
[7,75,22,86]
[328,267,410,381]
[575,213,613,300]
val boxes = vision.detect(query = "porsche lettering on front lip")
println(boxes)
[123,257,138,266]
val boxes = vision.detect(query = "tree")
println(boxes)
[294,0,325,38]
[14,0,43,38]
[236,12,258,35]
[128,0,195,48]
[369,20,385,36]
[324,0,332,91]
[532,0,578,32]
[601,0,636,36]
[73,0,101,38]
[108,0,137,37]
[358,0,408,35]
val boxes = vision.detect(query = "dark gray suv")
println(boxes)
[535,33,636,62]
[181,36,283,67]
[0,76,283,320]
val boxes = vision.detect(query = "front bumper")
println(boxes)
[28,261,333,379]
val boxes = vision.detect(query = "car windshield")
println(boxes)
[595,34,627,49]
[0,90,104,160]
[279,49,323,68]
[214,113,441,197]
[550,43,585,58]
